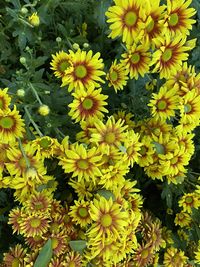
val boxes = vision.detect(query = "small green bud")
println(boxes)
[83,42,89,48]
[20,57,26,64]
[20,7,28,14]
[72,43,79,50]
[17,89,25,97]
[56,37,62,42]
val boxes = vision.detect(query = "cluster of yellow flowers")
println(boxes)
[1,0,200,266]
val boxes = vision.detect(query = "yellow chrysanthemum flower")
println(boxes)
[151,34,194,78]
[3,244,27,267]
[106,60,129,92]
[113,110,135,129]
[69,179,94,200]
[179,192,200,213]
[69,199,91,227]
[138,136,155,167]
[31,136,61,159]
[174,211,192,227]
[142,0,166,44]
[59,143,102,183]
[6,143,46,177]
[179,89,200,125]
[105,0,145,44]
[163,247,188,267]
[88,196,129,244]
[148,85,180,121]
[194,244,200,264]
[0,107,25,143]
[61,49,105,91]
[50,51,72,78]
[163,0,196,37]
[164,62,196,94]
[121,42,151,79]
[99,163,129,190]
[19,212,49,237]
[123,130,142,167]
[0,88,11,111]
[90,116,128,154]
[68,87,108,123]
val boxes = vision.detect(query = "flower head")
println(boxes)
[61,49,105,91]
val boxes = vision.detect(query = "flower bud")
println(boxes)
[38,105,50,116]
[20,57,26,64]
[72,43,79,50]
[20,7,28,14]
[28,12,40,27]
[17,89,25,97]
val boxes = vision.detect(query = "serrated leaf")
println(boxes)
[34,239,52,267]
[97,189,116,201]
[69,240,87,253]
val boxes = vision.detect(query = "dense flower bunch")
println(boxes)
[1,0,200,266]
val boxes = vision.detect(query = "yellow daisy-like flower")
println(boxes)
[194,244,200,264]
[179,89,200,124]
[6,143,46,178]
[0,107,25,143]
[59,143,102,183]
[3,244,27,267]
[90,116,128,154]
[138,136,155,167]
[151,34,193,78]
[50,231,68,256]
[148,85,180,121]
[133,243,154,267]
[8,207,24,235]
[121,42,151,79]
[20,212,49,237]
[106,60,129,92]
[25,191,52,215]
[163,247,188,267]
[69,199,91,227]
[68,87,108,123]
[50,51,72,78]
[0,88,11,111]
[123,130,142,167]
[61,49,105,91]
[76,117,96,144]
[105,0,145,44]
[174,211,192,227]
[142,0,166,44]
[113,110,135,129]
[164,62,196,94]
[65,252,82,267]
[88,196,128,244]
[99,163,129,190]
[69,179,94,200]
[31,136,61,159]
[178,192,200,213]
[163,0,196,37]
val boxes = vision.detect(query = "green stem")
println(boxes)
[18,138,31,168]
[56,128,65,138]
[24,106,43,137]
[29,83,43,105]
[18,17,34,28]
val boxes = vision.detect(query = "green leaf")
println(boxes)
[69,240,87,253]
[97,189,116,201]
[152,141,165,155]
[34,239,52,267]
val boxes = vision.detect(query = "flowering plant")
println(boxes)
[0,0,200,266]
